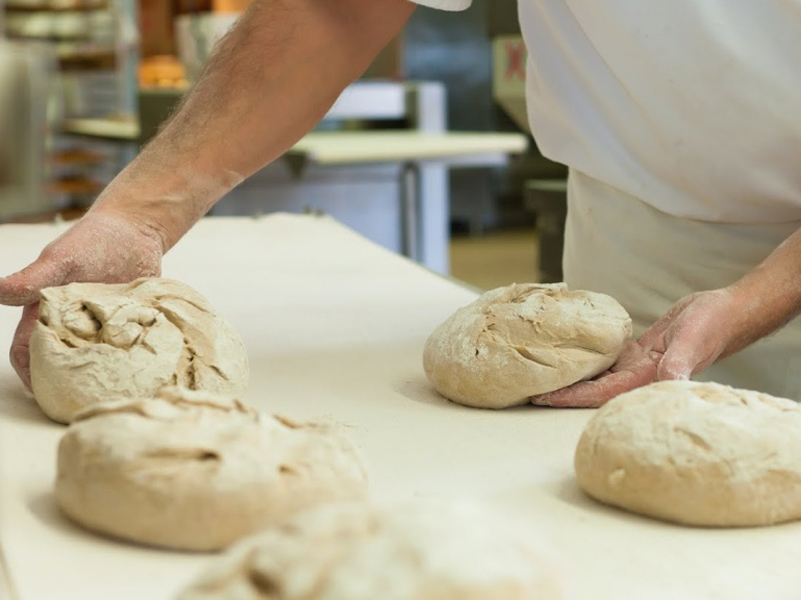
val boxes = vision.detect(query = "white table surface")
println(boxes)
[2,215,801,600]
[59,121,527,165]
[61,118,140,141]
[287,131,528,165]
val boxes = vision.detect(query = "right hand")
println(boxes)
[530,287,766,408]
[531,340,661,408]
[0,209,164,388]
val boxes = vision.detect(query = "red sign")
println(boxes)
[505,41,526,81]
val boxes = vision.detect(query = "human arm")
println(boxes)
[91,0,416,252]
[0,0,416,386]
[532,225,801,407]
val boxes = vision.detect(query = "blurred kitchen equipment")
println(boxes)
[525,179,567,283]
[174,11,238,82]
[0,40,65,220]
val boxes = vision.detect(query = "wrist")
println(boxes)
[90,202,170,255]
[83,203,169,257]
[724,268,801,349]
[88,152,242,253]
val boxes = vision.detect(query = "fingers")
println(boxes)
[656,351,693,381]
[532,352,659,408]
[10,303,39,390]
[531,374,614,408]
[656,313,721,381]
[0,258,64,306]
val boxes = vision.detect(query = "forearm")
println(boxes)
[92,0,414,251]
[724,225,801,353]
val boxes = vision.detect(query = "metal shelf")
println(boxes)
[3,2,106,11]
[4,32,93,41]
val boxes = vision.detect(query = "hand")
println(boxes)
[0,209,164,388]
[531,289,752,408]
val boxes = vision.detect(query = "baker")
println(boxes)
[2,0,800,406]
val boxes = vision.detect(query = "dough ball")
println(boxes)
[30,277,249,423]
[178,502,567,600]
[423,283,631,408]
[55,387,369,551]
[575,380,801,527]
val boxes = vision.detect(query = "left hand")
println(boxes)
[531,288,753,408]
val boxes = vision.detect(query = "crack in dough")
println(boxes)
[423,283,632,408]
[30,277,249,423]
[575,380,801,526]
[55,387,369,551]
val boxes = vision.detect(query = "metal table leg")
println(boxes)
[400,161,421,262]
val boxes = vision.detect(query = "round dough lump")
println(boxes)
[178,502,567,600]
[55,387,369,551]
[30,277,249,423]
[423,283,632,408]
[575,380,801,527]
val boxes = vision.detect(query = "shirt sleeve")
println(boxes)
[408,0,472,11]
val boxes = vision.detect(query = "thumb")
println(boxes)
[0,258,65,306]
[656,354,692,381]
[656,333,702,381]
[10,303,39,389]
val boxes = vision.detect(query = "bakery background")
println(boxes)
[5,2,801,598]
[0,0,565,289]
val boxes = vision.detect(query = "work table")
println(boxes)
[1,214,799,599]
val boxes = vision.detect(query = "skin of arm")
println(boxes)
[94,0,417,253]
[0,0,416,386]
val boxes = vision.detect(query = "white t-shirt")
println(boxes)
[412,0,801,224]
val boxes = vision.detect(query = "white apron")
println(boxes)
[563,170,801,399]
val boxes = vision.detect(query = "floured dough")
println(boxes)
[55,387,369,551]
[575,380,801,527]
[177,501,567,600]
[423,283,631,408]
[30,277,249,423]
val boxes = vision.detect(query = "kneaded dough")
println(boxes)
[30,277,249,423]
[178,502,567,600]
[575,380,801,527]
[423,283,631,408]
[55,387,369,551]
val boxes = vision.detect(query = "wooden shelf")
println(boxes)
[49,177,103,195]
[4,206,87,224]
[58,49,116,71]
[50,148,106,166]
